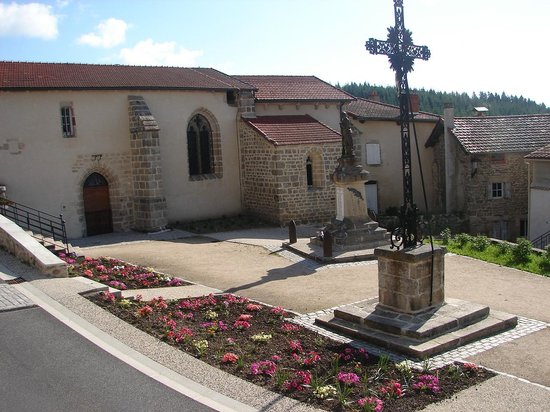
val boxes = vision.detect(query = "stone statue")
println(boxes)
[340,111,355,158]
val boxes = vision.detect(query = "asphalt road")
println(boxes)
[0,306,214,412]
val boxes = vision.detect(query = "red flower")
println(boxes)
[221,353,239,364]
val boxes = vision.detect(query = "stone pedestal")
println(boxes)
[315,156,389,251]
[316,244,518,358]
[375,244,445,313]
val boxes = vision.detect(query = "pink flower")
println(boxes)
[283,370,311,391]
[233,320,251,330]
[250,360,277,376]
[379,380,402,398]
[168,278,185,286]
[226,338,236,345]
[412,374,441,393]
[271,355,282,362]
[83,269,94,278]
[281,323,300,332]
[237,314,252,321]
[358,396,383,412]
[337,372,360,385]
[138,305,153,317]
[221,353,239,364]
[100,291,116,303]
[108,280,127,290]
[246,303,262,312]
[289,339,303,353]
[270,306,288,316]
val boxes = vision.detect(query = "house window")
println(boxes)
[187,114,212,176]
[60,105,76,137]
[366,143,381,165]
[491,182,503,198]
[306,156,313,187]
[489,182,510,199]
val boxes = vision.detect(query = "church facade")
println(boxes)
[0,62,357,238]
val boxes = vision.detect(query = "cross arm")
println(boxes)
[365,38,431,61]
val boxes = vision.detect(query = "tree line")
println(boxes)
[336,82,550,116]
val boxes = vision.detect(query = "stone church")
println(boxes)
[0,62,364,238]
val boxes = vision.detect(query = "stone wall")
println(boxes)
[239,121,340,225]
[128,96,168,232]
[0,215,67,277]
[462,152,528,240]
[71,153,134,237]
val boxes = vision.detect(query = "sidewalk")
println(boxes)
[2,227,550,410]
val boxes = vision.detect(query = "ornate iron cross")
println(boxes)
[365,0,430,249]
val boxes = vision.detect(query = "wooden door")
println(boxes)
[83,173,113,236]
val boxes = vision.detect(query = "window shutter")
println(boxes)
[366,143,381,165]
[504,182,511,198]
[487,183,492,199]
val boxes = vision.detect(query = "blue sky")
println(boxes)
[1,0,549,106]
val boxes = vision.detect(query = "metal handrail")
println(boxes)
[0,198,69,254]
[532,230,550,250]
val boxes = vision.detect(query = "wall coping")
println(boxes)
[0,215,68,277]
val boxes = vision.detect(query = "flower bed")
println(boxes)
[60,254,187,289]
[90,291,493,411]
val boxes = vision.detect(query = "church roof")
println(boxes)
[243,115,341,146]
[234,75,354,102]
[345,97,439,122]
[525,143,550,160]
[451,114,550,154]
[0,61,254,91]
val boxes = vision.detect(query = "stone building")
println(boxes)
[0,62,354,238]
[234,75,354,224]
[427,106,550,240]
[525,143,550,248]
[344,96,441,215]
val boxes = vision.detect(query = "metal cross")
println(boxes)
[365,0,430,249]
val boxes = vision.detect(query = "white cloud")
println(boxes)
[78,18,128,48]
[119,39,203,66]
[0,2,58,39]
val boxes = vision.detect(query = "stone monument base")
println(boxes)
[313,217,390,251]
[316,297,517,359]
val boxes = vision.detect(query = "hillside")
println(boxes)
[337,82,550,117]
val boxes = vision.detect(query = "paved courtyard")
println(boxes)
[76,228,550,390]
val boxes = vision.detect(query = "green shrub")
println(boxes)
[539,246,550,274]
[453,233,473,248]
[496,241,512,256]
[440,228,452,245]
[471,235,490,252]
[511,238,533,264]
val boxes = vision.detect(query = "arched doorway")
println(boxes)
[83,172,113,236]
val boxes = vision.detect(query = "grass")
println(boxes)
[436,232,550,277]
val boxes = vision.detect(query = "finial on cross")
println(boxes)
[365,0,430,249]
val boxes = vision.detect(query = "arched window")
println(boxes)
[187,114,212,176]
[306,156,313,187]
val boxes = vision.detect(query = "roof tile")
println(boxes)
[234,75,354,102]
[243,115,341,146]
[452,114,550,154]
[345,97,439,122]
[0,61,253,90]
[525,143,550,160]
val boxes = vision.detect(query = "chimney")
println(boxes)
[473,107,489,117]
[444,103,454,128]
[409,94,420,113]
[368,91,381,102]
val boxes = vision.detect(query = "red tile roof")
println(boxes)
[525,143,550,160]
[243,115,341,146]
[234,75,354,102]
[345,97,440,122]
[0,61,254,91]
[452,114,550,154]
